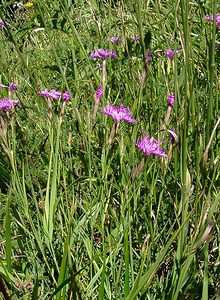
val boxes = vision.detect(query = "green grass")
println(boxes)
[0,0,219,299]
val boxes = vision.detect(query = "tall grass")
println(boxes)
[0,0,219,299]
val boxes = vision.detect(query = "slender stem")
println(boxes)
[102,59,107,87]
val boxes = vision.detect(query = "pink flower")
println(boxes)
[38,89,71,102]
[8,83,17,91]
[136,135,167,157]
[95,85,103,101]
[165,49,175,59]
[48,89,62,99]
[90,48,117,59]
[168,92,175,107]
[38,89,62,99]
[62,91,70,102]
[145,51,151,64]
[0,98,20,112]
[205,14,220,28]
[101,104,137,124]
[0,83,17,91]
[37,89,52,98]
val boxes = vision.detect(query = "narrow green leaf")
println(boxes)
[56,232,70,300]
[32,273,39,300]
[98,246,106,300]
[124,229,129,297]
[5,198,12,274]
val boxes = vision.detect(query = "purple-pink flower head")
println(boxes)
[136,135,167,157]
[145,51,151,64]
[107,37,122,43]
[133,35,141,41]
[165,49,175,59]
[38,89,62,100]
[95,85,103,101]
[8,83,17,91]
[90,48,117,59]
[0,98,20,112]
[0,19,5,28]
[101,104,137,124]
[62,91,70,102]
[205,14,220,28]
[48,89,62,99]
[37,89,50,97]
[0,83,17,91]
[168,92,175,107]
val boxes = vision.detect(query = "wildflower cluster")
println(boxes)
[5,14,212,160]
[89,39,178,158]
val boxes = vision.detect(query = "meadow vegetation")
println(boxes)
[0,0,219,299]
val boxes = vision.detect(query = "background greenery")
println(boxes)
[0,0,219,299]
